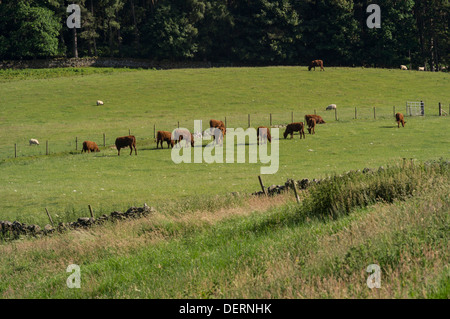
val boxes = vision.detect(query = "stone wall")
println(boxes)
[0,57,214,70]
[0,204,155,240]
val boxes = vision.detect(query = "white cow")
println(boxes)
[326,104,337,110]
[29,139,40,146]
[400,65,408,70]
[96,100,104,106]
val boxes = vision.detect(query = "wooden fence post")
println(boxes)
[225,117,227,128]
[393,106,396,117]
[248,114,250,128]
[103,133,106,147]
[439,102,442,116]
[76,137,78,151]
[335,108,338,121]
[291,179,300,204]
[291,111,294,123]
[270,113,272,126]
[45,208,54,226]
[314,109,316,115]
[46,140,49,155]
[374,107,376,119]
[129,129,131,135]
[258,175,267,196]
[154,124,156,139]
[355,107,357,119]
[88,205,94,218]
[14,143,17,158]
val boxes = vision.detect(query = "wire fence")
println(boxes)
[2,103,448,160]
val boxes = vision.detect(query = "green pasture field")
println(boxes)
[0,66,449,225]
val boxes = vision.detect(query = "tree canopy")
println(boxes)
[0,0,448,69]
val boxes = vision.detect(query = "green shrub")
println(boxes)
[302,160,449,219]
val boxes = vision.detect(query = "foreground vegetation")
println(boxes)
[0,160,448,298]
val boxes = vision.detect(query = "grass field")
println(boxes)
[0,66,448,225]
[0,66,449,299]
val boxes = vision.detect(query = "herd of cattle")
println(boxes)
[28,73,409,155]
[27,110,408,155]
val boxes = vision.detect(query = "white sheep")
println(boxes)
[29,139,40,146]
[400,65,408,70]
[418,67,425,71]
[326,104,337,111]
[96,100,104,106]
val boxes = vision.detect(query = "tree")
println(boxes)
[141,0,206,60]
[0,1,61,59]
[80,0,100,56]
[414,0,450,70]
[196,0,234,62]
[349,0,419,68]
[100,0,125,57]
[293,0,359,66]
[228,0,300,64]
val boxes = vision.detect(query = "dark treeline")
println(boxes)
[0,0,448,70]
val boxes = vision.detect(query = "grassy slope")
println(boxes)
[0,163,448,299]
[0,67,449,224]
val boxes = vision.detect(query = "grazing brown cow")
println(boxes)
[306,117,316,135]
[257,126,271,144]
[115,135,137,155]
[82,141,100,153]
[395,112,406,128]
[174,129,194,148]
[209,119,226,145]
[284,122,305,139]
[156,131,174,149]
[304,114,326,125]
[208,126,225,145]
[308,60,324,71]
[210,119,226,134]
